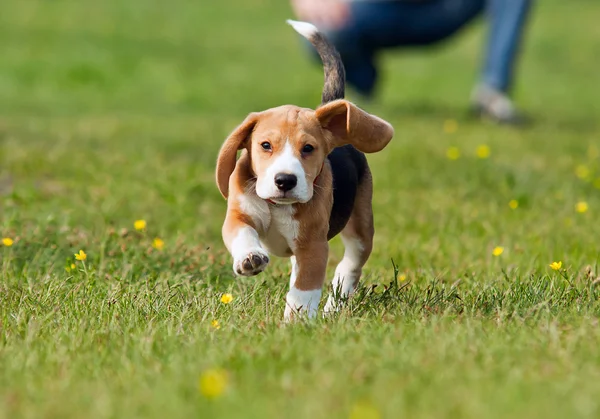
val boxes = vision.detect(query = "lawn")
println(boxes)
[1,1,600,418]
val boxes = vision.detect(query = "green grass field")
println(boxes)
[2,1,600,418]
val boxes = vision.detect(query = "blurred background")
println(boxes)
[0,0,598,118]
[1,0,598,266]
[1,0,599,270]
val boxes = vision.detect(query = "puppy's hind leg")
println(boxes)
[324,170,374,314]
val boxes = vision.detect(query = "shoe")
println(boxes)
[470,84,528,125]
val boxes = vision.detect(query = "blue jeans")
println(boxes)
[318,0,533,97]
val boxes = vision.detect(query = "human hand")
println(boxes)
[290,0,350,29]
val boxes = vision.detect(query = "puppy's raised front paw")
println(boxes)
[233,249,269,276]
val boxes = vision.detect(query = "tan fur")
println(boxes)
[291,162,333,291]
[216,112,261,199]
[221,152,257,246]
[249,107,328,193]
[315,100,394,153]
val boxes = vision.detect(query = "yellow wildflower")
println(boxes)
[134,219,147,231]
[508,199,518,209]
[575,165,590,180]
[443,119,458,134]
[398,274,407,282]
[211,320,220,330]
[476,145,491,159]
[220,293,233,304]
[71,263,76,269]
[446,147,460,160]
[349,400,381,419]
[549,261,562,271]
[74,250,87,261]
[2,237,13,247]
[198,369,228,399]
[492,246,504,257]
[575,201,588,213]
[152,238,165,250]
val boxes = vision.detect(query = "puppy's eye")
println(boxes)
[261,142,272,151]
[302,144,315,153]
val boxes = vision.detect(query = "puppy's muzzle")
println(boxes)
[274,173,298,192]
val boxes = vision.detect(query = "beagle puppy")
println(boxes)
[216,20,394,321]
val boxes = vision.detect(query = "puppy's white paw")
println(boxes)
[323,295,338,315]
[233,248,269,277]
[284,288,321,322]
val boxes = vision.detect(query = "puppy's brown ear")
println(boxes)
[216,113,259,198]
[315,99,393,153]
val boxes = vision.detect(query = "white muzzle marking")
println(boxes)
[255,142,311,203]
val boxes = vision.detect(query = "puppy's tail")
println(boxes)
[287,19,345,105]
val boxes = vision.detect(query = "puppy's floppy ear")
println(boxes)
[315,99,393,153]
[216,113,260,198]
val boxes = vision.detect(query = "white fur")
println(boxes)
[289,256,298,288]
[324,237,364,313]
[236,190,299,257]
[286,20,318,40]
[263,204,299,256]
[238,193,270,233]
[284,286,322,321]
[255,142,311,203]
[230,226,269,276]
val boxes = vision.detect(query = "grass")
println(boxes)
[1,0,600,418]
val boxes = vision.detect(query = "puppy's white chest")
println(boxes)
[261,205,298,257]
[237,193,298,257]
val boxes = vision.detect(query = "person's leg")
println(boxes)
[351,0,484,48]
[315,0,486,97]
[481,0,534,92]
[472,0,534,123]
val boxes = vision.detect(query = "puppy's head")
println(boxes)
[215,100,394,203]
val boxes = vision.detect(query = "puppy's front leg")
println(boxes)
[223,210,269,277]
[284,240,328,321]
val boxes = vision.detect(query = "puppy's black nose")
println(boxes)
[274,173,297,192]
